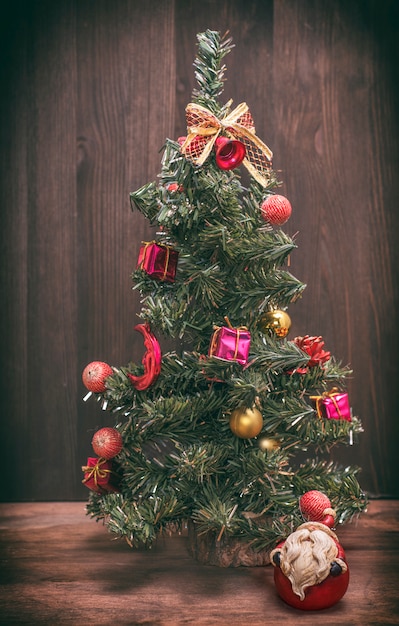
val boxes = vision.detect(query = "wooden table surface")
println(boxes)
[0,500,398,625]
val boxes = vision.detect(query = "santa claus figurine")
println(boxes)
[270,490,349,610]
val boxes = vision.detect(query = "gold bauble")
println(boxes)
[258,437,281,452]
[229,406,263,439]
[259,310,291,338]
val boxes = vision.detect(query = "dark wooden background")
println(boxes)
[1,0,398,502]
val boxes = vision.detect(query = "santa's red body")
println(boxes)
[273,538,349,611]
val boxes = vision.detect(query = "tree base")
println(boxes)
[187,520,271,567]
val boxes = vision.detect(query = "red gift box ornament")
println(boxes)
[310,389,352,422]
[81,457,119,494]
[137,241,178,282]
[208,319,251,366]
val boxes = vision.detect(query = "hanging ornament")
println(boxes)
[259,310,291,338]
[127,323,162,391]
[180,101,273,186]
[137,241,179,282]
[214,136,246,170]
[81,457,120,494]
[208,319,251,366]
[261,194,292,226]
[270,491,349,611]
[166,181,184,193]
[82,361,113,393]
[229,406,263,439]
[258,437,281,452]
[91,427,123,460]
[310,389,352,422]
[293,335,331,367]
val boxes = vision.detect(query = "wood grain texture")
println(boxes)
[272,0,399,496]
[0,0,398,500]
[0,500,398,625]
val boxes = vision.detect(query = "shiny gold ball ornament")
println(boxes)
[258,437,281,452]
[259,310,291,338]
[229,406,263,439]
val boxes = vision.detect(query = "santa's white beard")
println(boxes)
[279,527,338,600]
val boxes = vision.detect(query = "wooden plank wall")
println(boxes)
[0,0,398,501]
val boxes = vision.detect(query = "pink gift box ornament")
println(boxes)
[137,241,178,282]
[81,457,120,494]
[209,324,251,366]
[311,389,352,421]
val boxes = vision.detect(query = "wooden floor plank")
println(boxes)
[0,501,398,625]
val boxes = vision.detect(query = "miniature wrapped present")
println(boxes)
[209,324,251,366]
[137,241,178,282]
[311,389,352,421]
[82,457,120,494]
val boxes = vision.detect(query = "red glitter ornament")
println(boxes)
[261,194,292,226]
[82,361,113,393]
[91,427,123,460]
[166,182,184,193]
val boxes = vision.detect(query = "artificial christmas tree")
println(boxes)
[81,30,367,567]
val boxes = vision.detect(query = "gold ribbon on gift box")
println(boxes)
[310,388,345,420]
[139,241,172,281]
[209,317,248,361]
[180,101,273,187]
[82,458,111,487]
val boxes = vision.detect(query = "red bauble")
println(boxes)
[166,182,184,193]
[300,490,336,527]
[91,427,123,459]
[82,361,113,393]
[261,194,292,226]
[274,560,349,611]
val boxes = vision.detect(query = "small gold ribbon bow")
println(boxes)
[139,241,172,280]
[180,101,273,186]
[82,458,111,487]
[209,316,249,361]
[310,388,344,420]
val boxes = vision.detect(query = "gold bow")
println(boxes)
[82,458,111,486]
[180,101,273,186]
[139,241,173,280]
[209,317,249,361]
[310,388,344,420]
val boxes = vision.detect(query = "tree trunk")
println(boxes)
[187,520,271,567]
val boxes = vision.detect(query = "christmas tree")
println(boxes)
[81,30,367,566]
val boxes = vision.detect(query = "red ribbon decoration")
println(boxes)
[127,323,162,391]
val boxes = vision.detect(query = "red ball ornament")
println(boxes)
[82,361,113,393]
[300,490,336,528]
[261,194,292,226]
[91,427,123,459]
[166,182,184,193]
